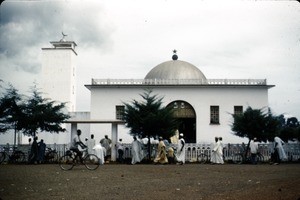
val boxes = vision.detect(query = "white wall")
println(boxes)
[41,49,77,112]
[89,86,269,144]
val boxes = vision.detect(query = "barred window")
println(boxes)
[116,105,125,120]
[210,106,219,124]
[234,106,243,115]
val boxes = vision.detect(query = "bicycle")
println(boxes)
[58,148,100,170]
[0,147,26,164]
[44,147,58,164]
[233,151,265,164]
[197,147,211,164]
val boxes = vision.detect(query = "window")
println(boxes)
[210,106,219,124]
[116,105,125,120]
[234,106,243,115]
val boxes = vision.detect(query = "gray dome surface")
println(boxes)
[144,60,207,80]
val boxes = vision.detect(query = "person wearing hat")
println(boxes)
[176,133,186,165]
[154,136,168,164]
[116,138,125,164]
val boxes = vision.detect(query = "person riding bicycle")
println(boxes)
[70,129,87,163]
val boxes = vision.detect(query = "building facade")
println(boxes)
[86,52,274,144]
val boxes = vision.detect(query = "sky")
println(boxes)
[0,0,300,122]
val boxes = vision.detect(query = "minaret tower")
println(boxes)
[41,33,77,112]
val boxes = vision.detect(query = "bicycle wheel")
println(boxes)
[84,154,100,170]
[59,155,75,170]
[198,154,208,164]
[0,152,6,164]
[232,153,243,164]
[48,151,58,164]
[257,154,264,164]
[13,151,25,163]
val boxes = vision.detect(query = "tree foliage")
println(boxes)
[232,106,300,144]
[21,87,70,137]
[231,107,270,142]
[0,84,70,138]
[231,106,282,162]
[123,90,178,139]
[278,117,300,142]
[0,84,25,133]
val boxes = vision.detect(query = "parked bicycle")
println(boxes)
[0,147,26,164]
[197,147,211,164]
[233,151,265,164]
[44,147,58,164]
[58,148,100,170]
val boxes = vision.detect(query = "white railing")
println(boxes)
[2,143,299,163]
[91,79,267,86]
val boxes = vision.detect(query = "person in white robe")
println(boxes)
[87,134,96,155]
[93,143,106,165]
[210,137,218,164]
[217,137,224,164]
[274,136,288,161]
[131,136,142,164]
[176,133,186,164]
[212,137,224,164]
[100,135,111,162]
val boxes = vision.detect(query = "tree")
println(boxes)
[0,84,25,147]
[0,83,70,139]
[231,106,281,161]
[21,86,70,137]
[123,90,179,161]
[279,117,300,142]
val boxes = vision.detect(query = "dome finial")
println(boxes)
[172,49,178,60]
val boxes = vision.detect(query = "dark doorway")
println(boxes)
[167,101,196,143]
[178,118,196,143]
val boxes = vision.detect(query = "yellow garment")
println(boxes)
[154,141,168,164]
[167,147,174,158]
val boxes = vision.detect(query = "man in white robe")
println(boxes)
[274,136,288,161]
[131,136,142,164]
[93,143,106,165]
[217,137,224,164]
[210,137,218,164]
[176,133,185,165]
[87,134,96,155]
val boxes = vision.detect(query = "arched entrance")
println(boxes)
[167,101,196,143]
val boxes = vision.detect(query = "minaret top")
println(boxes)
[42,33,77,55]
[46,32,77,53]
[60,32,67,42]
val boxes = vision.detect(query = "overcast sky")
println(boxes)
[0,0,300,120]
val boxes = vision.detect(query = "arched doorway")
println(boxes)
[167,101,196,143]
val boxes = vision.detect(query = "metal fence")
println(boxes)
[1,143,299,163]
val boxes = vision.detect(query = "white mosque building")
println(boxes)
[43,37,274,145]
[1,36,275,160]
[86,50,274,145]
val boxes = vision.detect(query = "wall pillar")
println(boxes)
[111,123,118,161]
[70,123,77,143]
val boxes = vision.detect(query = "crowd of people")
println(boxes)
[27,129,289,166]
[68,129,187,165]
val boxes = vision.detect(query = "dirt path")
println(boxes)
[0,163,300,200]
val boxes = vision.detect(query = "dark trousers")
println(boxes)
[251,153,257,164]
[118,149,124,163]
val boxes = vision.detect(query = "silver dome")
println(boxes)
[144,60,207,80]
